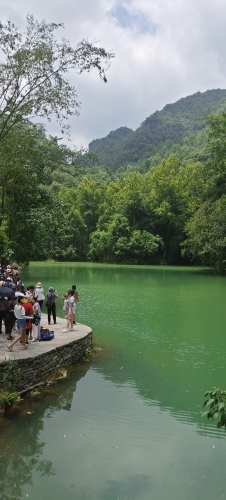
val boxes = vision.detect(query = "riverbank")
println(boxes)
[0,313,92,393]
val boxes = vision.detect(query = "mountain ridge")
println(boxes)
[88,89,226,171]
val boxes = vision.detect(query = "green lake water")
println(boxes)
[1,262,226,499]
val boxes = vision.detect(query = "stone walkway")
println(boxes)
[0,313,92,362]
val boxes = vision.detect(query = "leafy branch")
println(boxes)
[0,14,115,141]
[202,387,226,429]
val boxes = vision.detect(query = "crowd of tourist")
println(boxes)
[0,264,79,352]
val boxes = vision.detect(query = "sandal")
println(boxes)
[21,346,27,350]
[7,344,13,352]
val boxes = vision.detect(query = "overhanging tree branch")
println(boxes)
[0,14,115,141]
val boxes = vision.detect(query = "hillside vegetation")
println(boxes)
[1,88,226,273]
[89,89,226,172]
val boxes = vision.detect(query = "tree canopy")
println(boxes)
[88,89,226,172]
[0,24,225,275]
[0,14,114,141]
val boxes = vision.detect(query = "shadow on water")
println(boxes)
[24,261,216,281]
[0,363,90,500]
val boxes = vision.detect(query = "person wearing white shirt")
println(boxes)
[35,282,45,310]
[7,296,27,351]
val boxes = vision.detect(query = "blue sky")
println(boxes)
[1,0,226,148]
[108,4,156,34]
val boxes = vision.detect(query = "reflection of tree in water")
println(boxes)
[0,409,54,500]
[0,363,90,500]
[92,354,210,434]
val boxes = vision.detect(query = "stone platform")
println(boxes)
[0,314,92,393]
[0,313,91,361]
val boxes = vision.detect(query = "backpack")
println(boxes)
[41,329,54,341]
[46,293,54,308]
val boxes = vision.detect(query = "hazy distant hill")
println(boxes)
[88,89,226,171]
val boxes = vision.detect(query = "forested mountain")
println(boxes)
[1,16,226,271]
[2,87,226,272]
[89,89,226,171]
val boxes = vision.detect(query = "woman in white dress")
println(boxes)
[31,297,41,342]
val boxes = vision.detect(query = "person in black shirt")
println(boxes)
[5,297,15,340]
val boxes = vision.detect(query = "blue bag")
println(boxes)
[41,330,54,341]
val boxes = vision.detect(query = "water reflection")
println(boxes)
[0,364,89,499]
[0,412,55,500]
[91,351,226,440]
[16,263,226,499]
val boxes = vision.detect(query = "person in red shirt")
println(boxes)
[21,297,34,343]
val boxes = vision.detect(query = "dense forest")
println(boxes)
[1,89,226,273]
[89,89,226,171]
[1,16,226,272]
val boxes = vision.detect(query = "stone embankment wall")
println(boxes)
[0,332,92,393]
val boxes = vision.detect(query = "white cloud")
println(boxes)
[1,0,226,148]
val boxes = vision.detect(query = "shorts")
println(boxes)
[17,318,26,329]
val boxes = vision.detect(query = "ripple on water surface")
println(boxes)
[8,263,226,499]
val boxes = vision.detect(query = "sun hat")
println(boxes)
[36,282,42,287]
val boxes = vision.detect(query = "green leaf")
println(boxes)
[206,398,215,406]
[218,402,225,410]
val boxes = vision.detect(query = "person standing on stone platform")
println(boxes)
[7,296,27,351]
[22,297,34,343]
[71,284,79,324]
[0,296,6,334]
[35,282,45,311]
[46,287,58,325]
[5,297,15,341]
[63,290,75,333]
[31,296,41,342]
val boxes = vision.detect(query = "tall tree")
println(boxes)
[204,112,226,199]
[0,15,114,140]
[146,155,204,262]
[183,197,226,273]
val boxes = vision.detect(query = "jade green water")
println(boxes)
[1,263,226,500]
